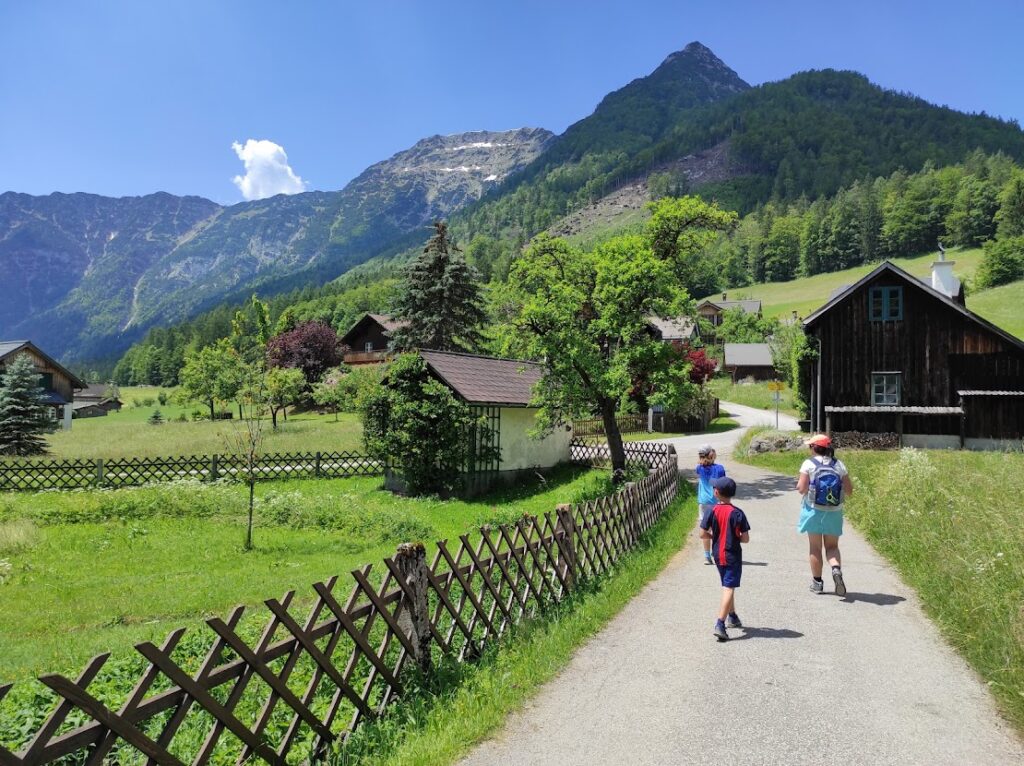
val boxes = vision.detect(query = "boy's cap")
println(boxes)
[698,444,714,457]
[806,434,832,448]
[712,477,737,496]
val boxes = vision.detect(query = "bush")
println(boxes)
[362,354,492,495]
[977,236,1024,288]
[157,392,169,406]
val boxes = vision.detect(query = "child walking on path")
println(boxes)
[695,444,726,565]
[700,477,751,642]
[796,434,854,596]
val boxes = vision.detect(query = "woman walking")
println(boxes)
[797,434,854,595]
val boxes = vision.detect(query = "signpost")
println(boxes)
[768,381,783,429]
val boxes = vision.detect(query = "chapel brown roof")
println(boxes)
[419,350,542,407]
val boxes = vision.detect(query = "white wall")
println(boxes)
[499,407,571,471]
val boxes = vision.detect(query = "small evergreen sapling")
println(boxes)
[0,354,55,456]
[147,409,165,426]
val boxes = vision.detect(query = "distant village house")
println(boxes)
[695,294,763,328]
[340,313,406,365]
[803,257,1024,449]
[73,383,123,419]
[723,343,775,382]
[0,340,86,430]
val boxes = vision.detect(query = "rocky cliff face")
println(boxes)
[0,127,553,360]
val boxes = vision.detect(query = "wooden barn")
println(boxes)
[0,340,86,430]
[723,343,775,381]
[340,313,406,365]
[803,258,1024,449]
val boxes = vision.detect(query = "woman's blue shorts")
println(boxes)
[797,504,844,536]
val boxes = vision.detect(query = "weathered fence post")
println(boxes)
[394,542,432,672]
[555,503,577,590]
[210,454,219,481]
[94,458,104,487]
[315,451,321,478]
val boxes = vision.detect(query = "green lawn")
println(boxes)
[41,385,363,459]
[735,437,1024,735]
[966,279,1024,340]
[0,466,611,683]
[699,248,985,321]
[707,378,799,418]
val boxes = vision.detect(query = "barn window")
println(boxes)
[364,341,374,352]
[871,372,901,406]
[869,286,902,321]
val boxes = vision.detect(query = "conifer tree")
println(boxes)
[390,222,486,352]
[0,354,54,456]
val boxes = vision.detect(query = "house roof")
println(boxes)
[647,316,698,341]
[803,261,1024,353]
[696,298,762,315]
[77,383,119,400]
[419,350,543,407]
[0,340,87,390]
[724,343,774,368]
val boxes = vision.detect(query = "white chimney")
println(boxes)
[931,250,960,300]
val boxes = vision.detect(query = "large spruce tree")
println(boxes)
[390,222,486,352]
[0,354,54,456]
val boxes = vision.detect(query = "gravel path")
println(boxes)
[459,402,1024,765]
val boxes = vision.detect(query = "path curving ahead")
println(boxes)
[458,402,1024,766]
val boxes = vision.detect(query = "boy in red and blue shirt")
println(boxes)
[699,476,751,641]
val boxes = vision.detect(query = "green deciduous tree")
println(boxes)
[390,222,486,352]
[179,339,244,420]
[976,236,1024,289]
[506,196,736,477]
[0,354,55,456]
[265,366,305,429]
[995,173,1024,238]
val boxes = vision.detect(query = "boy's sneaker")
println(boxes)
[726,613,743,629]
[713,621,729,642]
[810,578,824,594]
[704,552,714,565]
[832,568,847,597]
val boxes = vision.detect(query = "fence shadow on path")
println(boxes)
[831,592,907,606]
[731,626,804,641]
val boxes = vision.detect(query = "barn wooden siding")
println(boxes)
[809,269,1024,439]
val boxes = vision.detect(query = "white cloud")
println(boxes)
[231,139,307,200]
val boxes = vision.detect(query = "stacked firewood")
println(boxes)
[831,431,900,450]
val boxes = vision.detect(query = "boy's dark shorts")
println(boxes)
[716,563,742,588]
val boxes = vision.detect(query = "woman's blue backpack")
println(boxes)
[810,458,843,507]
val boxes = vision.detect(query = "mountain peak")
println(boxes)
[661,40,716,65]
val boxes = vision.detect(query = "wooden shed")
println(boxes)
[803,259,1024,449]
[723,343,775,382]
[0,340,86,430]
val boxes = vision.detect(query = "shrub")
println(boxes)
[157,392,169,406]
[976,236,1024,288]
[362,354,492,495]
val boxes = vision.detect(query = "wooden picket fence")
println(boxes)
[0,451,383,492]
[0,443,678,765]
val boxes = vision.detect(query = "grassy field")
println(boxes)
[40,385,363,459]
[0,466,614,682]
[698,248,985,320]
[966,279,1024,340]
[708,378,799,418]
[734,434,1024,734]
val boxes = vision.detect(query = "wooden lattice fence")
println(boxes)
[0,451,382,492]
[0,443,679,765]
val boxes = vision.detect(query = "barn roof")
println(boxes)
[0,340,87,389]
[724,343,773,368]
[419,350,542,407]
[340,313,408,346]
[803,261,1024,353]
[647,316,698,341]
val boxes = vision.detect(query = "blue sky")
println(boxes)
[2,1,1023,203]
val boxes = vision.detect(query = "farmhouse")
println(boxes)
[418,349,572,492]
[723,343,775,381]
[695,294,762,328]
[340,313,406,365]
[73,383,123,418]
[646,315,700,344]
[803,257,1024,449]
[0,340,86,430]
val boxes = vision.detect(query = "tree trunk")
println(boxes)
[209,399,215,421]
[270,407,278,430]
[245,478,255,550]
[282,406,288,422]
[238,402,244,419]
[600,400,627,483]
